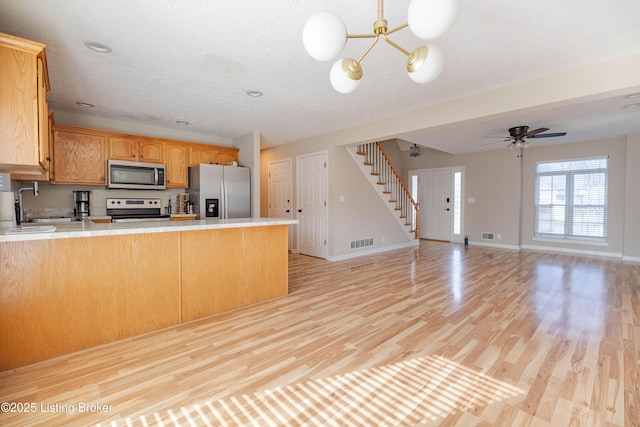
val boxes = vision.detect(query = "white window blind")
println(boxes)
[535,157,608,241]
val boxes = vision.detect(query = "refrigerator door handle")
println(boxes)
[220,181,225,219]
[224,181,229,219]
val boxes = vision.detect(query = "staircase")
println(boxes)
[347,142,419,240]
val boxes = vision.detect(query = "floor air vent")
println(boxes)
[482,232,495,240]
[350,238,374,250]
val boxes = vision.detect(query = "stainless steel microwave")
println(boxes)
[107,160,166,190]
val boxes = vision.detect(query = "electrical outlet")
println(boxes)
[497,233,502,240]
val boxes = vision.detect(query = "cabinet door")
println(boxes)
[188,145,215,166]
[138,140,164,163]
[216,148,239,165]
[12,111,53,181]
[0,43,40,172]
[164,143,188,188]
[52,129,106,184]
[37,58,49,170]
[109,137,136,160]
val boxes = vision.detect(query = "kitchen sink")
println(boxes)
[27,217,86,224]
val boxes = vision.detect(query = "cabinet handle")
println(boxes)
[131,154,135,158]
[140,155,144,159]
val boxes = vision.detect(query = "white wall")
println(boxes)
[260,140,408,259]
[624,133,640,261]
[233,131,261,217]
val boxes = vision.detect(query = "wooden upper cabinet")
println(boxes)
[0,33,50,174]
[109,137,164,163]
[216,147,239,165]
[189,145,216,166]
[51,125,106,185]
[164,142,188,188]
[189,145,239,167]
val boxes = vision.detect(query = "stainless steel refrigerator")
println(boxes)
[188,164,251,219]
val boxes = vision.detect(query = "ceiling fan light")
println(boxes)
[408,45,444,84]
[408,0,460,41]
[330,58,362,94]
[302,11,347,61]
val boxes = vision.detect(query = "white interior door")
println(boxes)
[297,151,328,259]
[268,158,293,250]
[419,169,452,241]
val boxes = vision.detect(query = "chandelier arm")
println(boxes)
[384,23,408,36]
[355,36,381,65]
[381,34,411,57]
[347,33,379,39]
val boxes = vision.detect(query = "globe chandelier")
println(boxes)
[302,0,460,94]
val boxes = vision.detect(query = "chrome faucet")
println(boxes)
[16,181,39,225]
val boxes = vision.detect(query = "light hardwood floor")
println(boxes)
[1,241,638,426]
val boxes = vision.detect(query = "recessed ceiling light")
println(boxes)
[76,101,95,108]
[625,92,640,99]
[176,120,190,125]
[246,90,263,97]
[623,103,640,109]
[84,41,112,53]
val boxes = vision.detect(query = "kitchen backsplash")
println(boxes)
[15,181,185,218]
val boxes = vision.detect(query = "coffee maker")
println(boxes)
[73,190,91,218]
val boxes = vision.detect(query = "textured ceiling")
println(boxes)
[1,0,640,153]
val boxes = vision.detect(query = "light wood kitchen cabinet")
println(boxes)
[188,145,216,166]
[164,142,188,188]
[189,145,239,167]
[109,136,164,163]
[51,125,107,185]
[11,112,54,181]
[0,32,50,174]
[0,223,289,370]
[216,147,239,165]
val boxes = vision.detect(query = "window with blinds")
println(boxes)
[534,157,608,241]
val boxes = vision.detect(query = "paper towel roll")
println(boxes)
[0,191,16,226]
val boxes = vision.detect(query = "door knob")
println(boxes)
[298,209,302,213]
[286,210,290,213]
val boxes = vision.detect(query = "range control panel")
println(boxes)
[106,198,162,210]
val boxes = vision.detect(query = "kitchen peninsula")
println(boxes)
[0,218,296,371]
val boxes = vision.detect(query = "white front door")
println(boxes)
[268,158,293,250]
[419,169,452,241]
[297,151,328,259]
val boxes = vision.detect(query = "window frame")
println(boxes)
[534,156,608,242]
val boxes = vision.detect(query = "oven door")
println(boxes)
[108,160,166,190]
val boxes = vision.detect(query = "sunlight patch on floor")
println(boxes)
[125,355,524,426]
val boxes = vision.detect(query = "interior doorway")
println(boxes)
[297,151,328,259]
[268,158,293,250]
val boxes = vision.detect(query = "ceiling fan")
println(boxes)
[485,126,567,149]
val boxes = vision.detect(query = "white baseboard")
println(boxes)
[621,255,640,263]
[521,244,622,259]
[327,240,419,262]
[468,241,520,250]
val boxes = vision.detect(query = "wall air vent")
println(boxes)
[481,232,495,240]
[349,238,374,250]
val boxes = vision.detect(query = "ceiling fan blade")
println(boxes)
[480,138,510,146]
[529,132,567,139]
[525,127,549,137]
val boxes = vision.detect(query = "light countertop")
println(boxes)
[0,217,298,243]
